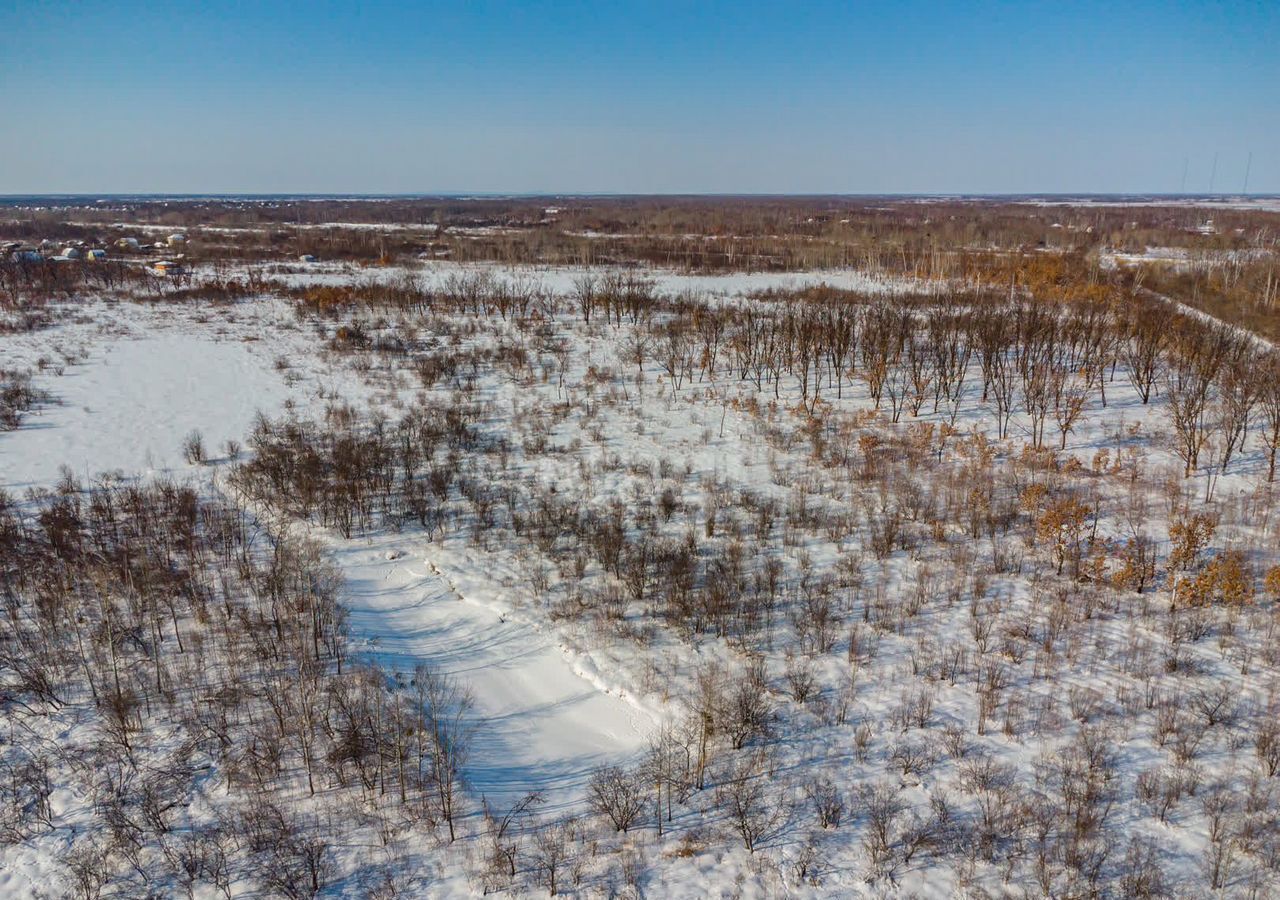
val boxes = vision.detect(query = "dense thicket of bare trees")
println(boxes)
[0,479,474,896]
[0,367,49,430]
[258,262,1280,894]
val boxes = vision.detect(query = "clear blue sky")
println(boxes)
[1,1,1276,194]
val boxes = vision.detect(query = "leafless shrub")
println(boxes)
[0,368,48,430]
[853,720,874,762]
[894,686,937,731]
[1135,766,1193,823]
[531,819,575,897]
[1118,835,1169,899]
[860,782,906,877]
[1191,682,1239,730]
[587,765,647,833]
[804,775,845,829]
[62,837,114,900]
[0,756,53,842]
[889,738,938,779]
[784,652,817,704]
[941,722,970,759]
[1255,718,1280,777]
[716,662,774,750]
[716,750,787,853]
[182,428,207,464]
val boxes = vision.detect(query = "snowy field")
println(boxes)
[250,258,940,300]
[3,330,292,491]
[1019,196,1280,212]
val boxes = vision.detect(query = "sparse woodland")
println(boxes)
[2,198,1280,897]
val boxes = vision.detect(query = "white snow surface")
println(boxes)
[2,330,292,490]
[256,259,938,299]
[333,534,653,811]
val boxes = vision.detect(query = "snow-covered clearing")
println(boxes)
[1019,196,1280,213]
[1100,246,1276,270]
[2,329,291,491]
[255,259,938,299]
[331,533,653,811]
[0,298,365,488]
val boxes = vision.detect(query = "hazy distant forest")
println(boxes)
[7,195,1278,340]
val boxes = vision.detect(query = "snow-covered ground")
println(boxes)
[255,259,939,299]
[3,261,1279,897]
[1020,196,1280,212]
[0,296,655,817]
[0,299,348,489]
[332,533,654,811]
[2,329,292,491]
[1100,246,1276,270]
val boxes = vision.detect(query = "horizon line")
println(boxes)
[3,191,1278,202]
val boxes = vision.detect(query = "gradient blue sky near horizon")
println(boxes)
[1,1,1276,195]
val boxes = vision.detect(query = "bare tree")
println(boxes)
[587,765,647,832]
[531,819,574,897]
[415,664,475,842]
[716,750,786,853]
